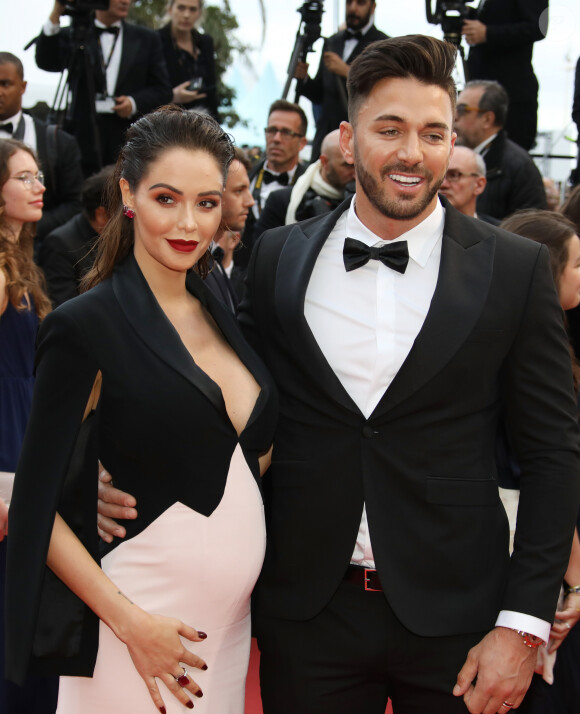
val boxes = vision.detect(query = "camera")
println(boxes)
[425,0,478,46]
[297,1,324,54]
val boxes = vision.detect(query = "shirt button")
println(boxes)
[362,426,375,438]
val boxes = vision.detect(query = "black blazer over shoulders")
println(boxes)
[238,196,580,636]
[6,254,277,684]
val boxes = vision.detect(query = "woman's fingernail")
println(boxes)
[160,707,166,714]
[197,631,207,639]
[186,701,194,709]
[194,689,203,698]
[201,664,208,671]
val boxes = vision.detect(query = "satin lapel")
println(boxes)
[373,206,497,418]
[274,199,361,414]
[112,255,226,416]
[115,22,139,93]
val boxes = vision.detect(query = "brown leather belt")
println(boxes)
[344,565,383,592]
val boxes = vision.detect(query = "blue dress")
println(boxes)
[0,299,58,714]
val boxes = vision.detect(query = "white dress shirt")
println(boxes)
[0,111,36,150]
[304,197,550,643]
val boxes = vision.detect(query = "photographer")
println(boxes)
[35,0,172,174]
[294,0,387,162]
[462,0,548,151]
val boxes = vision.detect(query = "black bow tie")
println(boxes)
[346,30,363,41]
[263,170,289,186]
[0,122,13,134]
[96,25,120,36]
[343,237,409,274]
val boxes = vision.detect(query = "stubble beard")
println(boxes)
[355,157,445,221]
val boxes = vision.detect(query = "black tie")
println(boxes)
[0,122,13,135]
[96,25,120,36]
[346,31,363,41]
[343,237,409,274]
[263,170,289,186]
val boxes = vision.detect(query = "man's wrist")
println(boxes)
[498,626,544,648]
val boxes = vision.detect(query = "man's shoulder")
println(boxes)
[366,26,389,42]
[43,214,92,249]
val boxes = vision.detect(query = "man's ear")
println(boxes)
[473,176,487,197]
[339,121,355,165]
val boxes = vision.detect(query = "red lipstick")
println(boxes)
[167,239,199,253]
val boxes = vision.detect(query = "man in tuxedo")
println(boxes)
[462,0,548,151]
[438,145,498,224]
[96,35,580,714]
[252,128,355,241]
[0,51,82,241]
[236,99,308,270]
[36,0,172,175]
[294,0,388,161]
[454,80,546,221]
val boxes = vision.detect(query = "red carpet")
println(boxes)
[245,638,393,714]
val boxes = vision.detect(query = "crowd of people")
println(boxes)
[2,1,580,714]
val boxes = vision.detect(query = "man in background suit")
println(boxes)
[0,51,82,241]
[295,0,388,161]
[462,0,548,151]
[36,0,172,175]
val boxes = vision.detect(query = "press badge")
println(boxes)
[95,93,115,114]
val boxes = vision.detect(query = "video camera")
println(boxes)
[425,0,478,46]
[56,0,110,17]
[283,0,324,101]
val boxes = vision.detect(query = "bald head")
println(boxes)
[320,129,355,191]
[439,145,487,217]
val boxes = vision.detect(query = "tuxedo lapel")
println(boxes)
[115,22,138,93]
[274,200,362,414]
[372,206,497,418]
[112,254,226,417]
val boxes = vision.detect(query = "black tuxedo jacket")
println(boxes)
[6,254,277,683]
[32,117,83,241]
[38,212,98,307]
[467,0,547,104]
[300,25,388,159]
[239,197,580,637]
[35,22,172,173]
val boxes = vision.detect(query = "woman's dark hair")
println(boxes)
[500,209,577,291]
[347,35,457,126]
[0,139,51,319]
[560,184,580,235]
[83,105,234,289]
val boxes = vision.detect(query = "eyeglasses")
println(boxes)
[10,171,45,189]
[456,103,486,118]
[264,126,304,140]
[444,169,481,183]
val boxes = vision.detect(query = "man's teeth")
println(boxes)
[389,174,421,185]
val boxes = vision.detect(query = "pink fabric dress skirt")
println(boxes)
[56,443,266,714]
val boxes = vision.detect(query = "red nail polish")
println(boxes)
[201,664,208,671]
[198,631,207,639]
[186,702,194,709]
[194,690,203,698]
[160,708,166,714]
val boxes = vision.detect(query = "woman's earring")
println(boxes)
[123,205,136,219]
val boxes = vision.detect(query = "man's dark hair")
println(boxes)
[233,146,251,172]
[347,35,457,125]
[267,99,308,137]
[465,80,509,128]
[0,52,24,79]
[81,165,115,220]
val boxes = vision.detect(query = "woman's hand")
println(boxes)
[548,592,580,653]
[172,81,207,105]
[118,605,208,712]
[0,498,8,541]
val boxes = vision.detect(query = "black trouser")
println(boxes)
[256,577,486,714]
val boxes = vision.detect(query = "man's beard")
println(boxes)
[355,159,444,221]
[346,9,373,30]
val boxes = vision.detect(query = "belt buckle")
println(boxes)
[364,568,380,592]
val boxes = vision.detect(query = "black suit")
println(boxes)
[35,22,172,174]
[299,26,388,160]
[466,0,548,150]
[32,117,83,241]
[5,254,276,683]
[37,212,98,307]
[238,197,580,711]
[477,129,547,220]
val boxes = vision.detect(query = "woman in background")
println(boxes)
[158,0,219,119]
[501,209,580,714]
[0,138,56,713]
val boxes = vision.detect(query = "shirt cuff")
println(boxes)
[129,97,137,116]
[43,19,61,36]
[495,610,551,644]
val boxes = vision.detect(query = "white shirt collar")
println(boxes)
[0,109,22,127]
[346,197,445,269]
[94,19,122,29]
[474,132,498,155]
